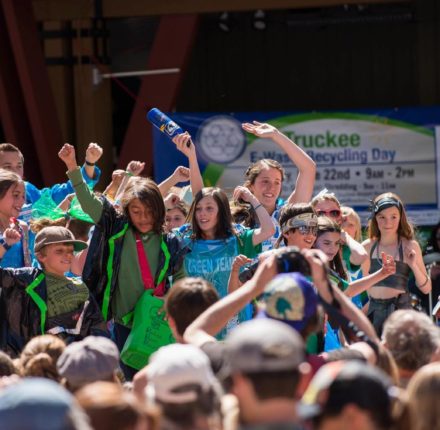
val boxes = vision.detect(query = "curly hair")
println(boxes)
[383,310,440,371]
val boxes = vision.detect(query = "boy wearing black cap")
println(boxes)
[0,226,108,356]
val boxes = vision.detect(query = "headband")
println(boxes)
[371,197,401,216]
[282,213,318,234]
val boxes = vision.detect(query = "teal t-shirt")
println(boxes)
[177,227,259,338]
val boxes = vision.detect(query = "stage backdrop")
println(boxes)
[153,107,440,226]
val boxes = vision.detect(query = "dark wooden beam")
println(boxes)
[0,3,42,185]
[33,0,410,21]
[2,0,66,185]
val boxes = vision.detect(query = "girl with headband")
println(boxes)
[362,192,431,336]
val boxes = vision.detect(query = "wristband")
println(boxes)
[85,160,95,166]
[0,237,11,251]
[418,274,430,289]
[253,203,263,211]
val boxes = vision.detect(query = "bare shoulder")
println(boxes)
[402,238,422,253]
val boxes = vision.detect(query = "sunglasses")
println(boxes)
[296,226,318,236]
[317,210,341,218]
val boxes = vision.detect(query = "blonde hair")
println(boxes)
[30,217,67,233]
[341,206,362,242]
[407,363,440,430]
[311,193,341,210]
[368,193,414,240]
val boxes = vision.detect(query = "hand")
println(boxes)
[85,142,103,164]
[301,249,332,300]
[242,121,278,139]
[380,252,396,276]
[126,160,145,176]
[164,193,181,209]
[4,227,21,246]
[405,246,417,269]
[58,143,77,170]
[172,166,190,183]
[172,132,194,158]
[233,185,257,206]
[251,254,278,295]
[231,254,252,273]
[111,169,126,186]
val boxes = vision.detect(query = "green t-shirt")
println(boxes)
[112,229,184,325]
[46,273,89,318]
[112,230,160,324]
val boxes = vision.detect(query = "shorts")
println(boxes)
[368,293,411,337]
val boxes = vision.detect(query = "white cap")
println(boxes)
[146,344,218,404]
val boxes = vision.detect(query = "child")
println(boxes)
[0,226,108,357]
[58,143,185,379]
[314,217,395,351]
[164,199,188,233]
[341,205,364,283]
[0,169,30,267]
[234,121,316,250]
[312,191,368,270]
[276,203,318,249]
[0,142,102,221]
[176,186,274,336]
[362,192,431,335]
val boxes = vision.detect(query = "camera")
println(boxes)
[238,246,311,283]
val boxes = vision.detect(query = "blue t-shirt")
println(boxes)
[0,242,24,268]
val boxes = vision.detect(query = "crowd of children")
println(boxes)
[0,123,439,430]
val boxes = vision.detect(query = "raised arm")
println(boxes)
[113,160,145,203]
[42,143,103,205]
[58,144,103,224]
[184,256,277,346]
[227,254,252,293]
[103,169,126,202]
[0,227,21,261]
[83,142,103,181]
[302,248,379,343]
[158,166,190,196]
[242,121,316,204]
[233,185,275,246]
[406,240,432,295]
[172,132,204,197]
[341,230,368,266]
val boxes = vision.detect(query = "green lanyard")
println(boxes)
[25,273,47,334]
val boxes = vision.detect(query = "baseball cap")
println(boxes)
[0,377,86,430]
[146,344,220,404]
[259,272,318,332]
[301,361,396,423]
[57,336,119,390]
[34,226,88,253]
[225,319,305,374]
